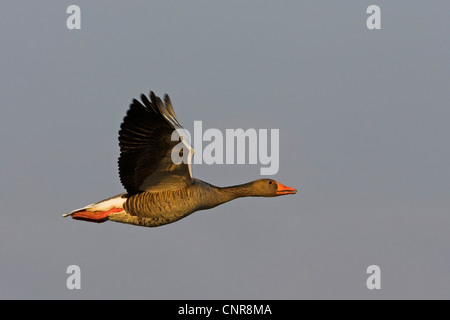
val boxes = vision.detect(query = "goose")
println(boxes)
[63,91,297,228]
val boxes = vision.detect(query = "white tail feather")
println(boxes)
[62,193,126,217]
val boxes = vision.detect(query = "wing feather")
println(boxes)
[118,91,193,195]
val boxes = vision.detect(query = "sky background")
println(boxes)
[1,1,449,299]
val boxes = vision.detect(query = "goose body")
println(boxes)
[63,91,296,228]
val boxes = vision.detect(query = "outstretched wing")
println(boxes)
[118,91,193,195]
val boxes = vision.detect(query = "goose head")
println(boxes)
[250,179,297,197]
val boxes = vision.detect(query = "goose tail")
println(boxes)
[62,193,127,223]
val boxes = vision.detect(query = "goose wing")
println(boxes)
[118,91,193,195]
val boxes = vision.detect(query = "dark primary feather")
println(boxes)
[118,91,192,195]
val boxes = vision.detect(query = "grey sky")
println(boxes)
[1,1,449,299]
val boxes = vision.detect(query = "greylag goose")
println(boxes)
[63,91,296,228]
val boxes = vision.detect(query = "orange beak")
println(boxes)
[276,183,297,195]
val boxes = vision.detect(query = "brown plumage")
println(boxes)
[63,91,297,228]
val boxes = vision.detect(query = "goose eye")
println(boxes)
[268,181,273,185]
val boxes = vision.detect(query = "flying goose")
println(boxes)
[63,91,296,228]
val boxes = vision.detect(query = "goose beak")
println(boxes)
[276,183,297,195]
